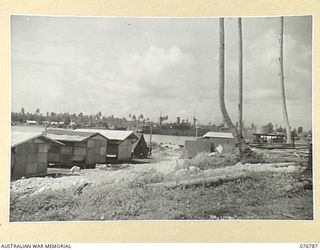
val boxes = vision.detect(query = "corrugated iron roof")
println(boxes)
[77,129,137,141]
[46,134,90,142]
[11,132,43,147]
[11,131,63,147]
[202,132,234,139]
[46,128,104,142]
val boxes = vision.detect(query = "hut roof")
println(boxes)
[46,128,106,142]
[11,131,62,147]
[77,129,137,141]
[202,132,234,139]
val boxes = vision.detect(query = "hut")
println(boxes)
[11,131,61,180]
[77,129,138,162]
[198,132,236,153]
[46,129,108,168]
[132,133,149,158]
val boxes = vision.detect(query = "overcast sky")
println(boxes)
[11,15,312,129]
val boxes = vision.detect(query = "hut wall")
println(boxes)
[118,139,132,161]
[85,134,107,165]
[185,140,213,158]
[72,142,88,165]
[197,137,236,153]
[49,141,87,167]
[11,138,48,179]
[106,141,119,156]
[106,141,119,163]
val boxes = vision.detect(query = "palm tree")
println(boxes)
[219,18,239,138]
[279,16,291,143]
[238,17,243,139]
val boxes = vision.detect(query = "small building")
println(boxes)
[26,120,37,125]
[11,131,61,180]
[252,133,286,143]
[57,121,65,128]
[198,132,236,153]
[77,129,138,162]
[132,133,149,158]
[46,129,108,168]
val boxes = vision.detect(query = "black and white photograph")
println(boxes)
[10,15,313,222]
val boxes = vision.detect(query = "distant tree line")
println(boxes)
[11,108,152,129]
[11,108,312,141]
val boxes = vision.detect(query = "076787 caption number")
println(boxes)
[300,244,318,248]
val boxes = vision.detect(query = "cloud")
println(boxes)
[119,45,196,99]
[11,16,312,129]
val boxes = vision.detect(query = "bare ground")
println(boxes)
[10,144,313,221]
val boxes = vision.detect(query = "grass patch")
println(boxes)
[10,171,313,221]
[10,188,79,221]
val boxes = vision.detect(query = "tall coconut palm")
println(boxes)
[219,18,238,138]
[238,17,243,140]
[279,16,291,143]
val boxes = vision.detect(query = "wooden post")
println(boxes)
[149,125,152,156]
[44,124,47,136]
[291,131,295,149]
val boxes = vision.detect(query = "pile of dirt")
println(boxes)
[252,147,310,165]
[151,143,183,160]
[152,161,306,189]
[182,146,298,172]
[131,168,164,186]
[182,151,238,170]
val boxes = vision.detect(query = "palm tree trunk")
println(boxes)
[219,18,239,138]
[279,16,291,143]
[238,17,243,139]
